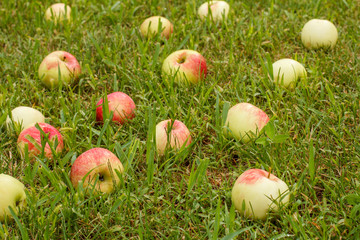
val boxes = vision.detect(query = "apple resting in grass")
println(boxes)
[223,103,269,143]
[272,58,307,88]
[45,3,71,23]
[140,16,173,39]
[70,148,124,194]
[162,50,207,85]
[156,119,192,155]
[6,106,45,133]
[301,19,338,50]
[17,123,64,160]
[38,51,81,89]
[96,92,136,124]
[0,174,27,222]
[198,1,230,22]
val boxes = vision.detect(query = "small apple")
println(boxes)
[70,148,124,194]
[162,49,207,85]
[0,174,27,222]
[17,123,64,160]
[6,106,45,134]
[140,16,173,39]
[223,103,269,143]
[198,1,230,22]
[96,92,136,125]
[272,58,307,88]
[45,3,71,23]
[231,169,290,220]
[38,51,81,89]
[156,119,192,155]
[301,19,338,50]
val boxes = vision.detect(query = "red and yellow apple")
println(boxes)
[301,19,338,50]
[45,3,71,23]
[6,106,45,134]
[140,16,173,39]
[198,1,230,22]
[272,58,307,88]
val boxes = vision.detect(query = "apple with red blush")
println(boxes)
[140,16,173,39]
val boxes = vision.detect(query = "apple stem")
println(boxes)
[267,167,272,178]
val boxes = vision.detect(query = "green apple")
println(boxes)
[301,19,338,50]
[272,58,307,88]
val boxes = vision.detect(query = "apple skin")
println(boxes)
[198,1,230,22]
[140,16,173,39]
[156,119,192,155]
[231,169,290,220]
[6,106,45,133]
[162,49,207,85]
[96,92,136,125]
[17,123,64,160]
[301,19,338,50]
[0,174,27,222]
[272,58,307,88]
[223,103,269,143]
[38,51,81,89]
[45,3,71,23]
[70,148,124,194]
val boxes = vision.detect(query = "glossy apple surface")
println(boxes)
[96,92,136,124]
[156,119,192,155]
[198,1,230,22]
[38,51,81,89]
[0,174,27,222]
[301,19,338,50]
[70,148,124,194]
[272,58,307,88]
[17,123,64,160]
[231,169,290,220]
[45,3,71,23]
[6,106,45,133]
[223,103,269,143]
[140,16,173,39]
[162,49,207,85]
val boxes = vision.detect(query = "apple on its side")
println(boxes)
[231,169,290,220]
[301,19,338,50]
[70,148,124,194]
[162,49,207,85]
[198,1,230,22]
[38,51,81,89]
[96,92,136,125]
[140,16,173,39]
[223,103,269,143]
[272,58,307,88]
[156,119,192,155]
[0,174,27,222]
[17,123,64,160]
[45,3,71,23]
[6,106,45,134]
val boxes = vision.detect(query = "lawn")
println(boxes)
[0,0,359,239]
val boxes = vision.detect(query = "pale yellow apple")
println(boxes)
[272,58,307,88]
[45,3,71,23]
[301,19,338,50]
[198,1,230,22]
[6,106,45,133]
[140,16,173,39]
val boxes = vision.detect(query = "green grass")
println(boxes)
[1,0,360,239]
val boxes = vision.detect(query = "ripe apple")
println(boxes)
[70,148,124,194]
[17,123,64,160]
[140,16,173,39]
[231,169,290,220]
[0,174,27,222]
[6,106,45,133]
[38,51,81,89]
[156,119,192,155]
[223,103,269,143]
[272,58,307,88]
[301,19,338,50]
[96,92,136,125]
[162,49,207,85]
[198,1,230,22]
[45,3,71,23]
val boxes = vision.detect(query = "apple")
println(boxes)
[301,19,338,50]
[272,58,307,88]
[231,169,290,220]
[96,92,136,125]
[38,51,81,89]
[6,106,45,133]
[223,103,269,143]
[198,1,230,22]
[70,148,124,194]
[140,16,173,39]
[162,49,207,85]
[45,3,71,23]
[156,119,192,155]
[17,123,64,160]
[0,174,27,222]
